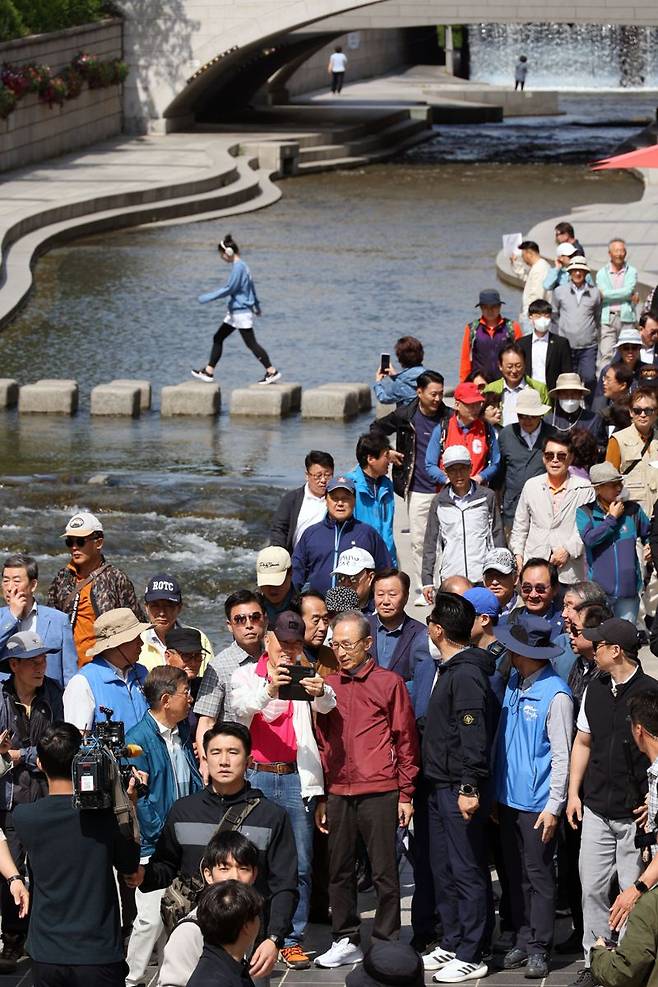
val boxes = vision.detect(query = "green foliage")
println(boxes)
[0,0,27,43]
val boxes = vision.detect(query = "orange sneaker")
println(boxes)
[280,944,312,970]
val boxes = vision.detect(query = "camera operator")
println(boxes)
[124,666,203,987]
[12,722,142,987]
[0,630,63,973]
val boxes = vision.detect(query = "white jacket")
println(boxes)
[231,662,335,797]
[513,256,552,316]
[509,473,594,583]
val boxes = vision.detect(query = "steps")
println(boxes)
[297,116,431,173]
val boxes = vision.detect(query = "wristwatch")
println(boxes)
[268,934,284,949]
[6,875,21,885]
[459,784,479,798]
[634,880,649,895]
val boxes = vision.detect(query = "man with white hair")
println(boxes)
[596,238,639,367]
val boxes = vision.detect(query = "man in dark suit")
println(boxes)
[0,553,77,687]
[269,451,334,555]
[366,569,430,682]
[496,390,556,531]
[517,299,572,392]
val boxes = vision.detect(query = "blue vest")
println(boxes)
[80,658,149,732]
[494,665,571,813]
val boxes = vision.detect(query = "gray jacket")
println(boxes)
[421,484,505,586]
[553,282,602,349]
[497,422,556,525]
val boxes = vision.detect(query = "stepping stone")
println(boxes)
[318,382,372,411]
[301,387,359,420]
[231,387,291,417]
[110,379,152,410]
[0,379,18,408]
[91,383,141,417]
[248,381,302,412]
[19,379,78,415]
[161,382,221,416]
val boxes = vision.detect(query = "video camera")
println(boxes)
[72,706,147,810]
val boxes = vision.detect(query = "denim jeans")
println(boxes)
[608,595,640,622]
[571,345,597,401]
[247,768,315,946]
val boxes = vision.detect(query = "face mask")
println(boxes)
[533,317,551,332]
[428,639,441,660]
[618,487,630,502]
[559,398,581,414]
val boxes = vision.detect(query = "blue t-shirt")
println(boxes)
[411,409,442,493]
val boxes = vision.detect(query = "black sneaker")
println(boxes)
[525,953,549,979]
[503,947,528,970]
[569,968,596,987]
[257,370,281,385]
[191,368,214,383]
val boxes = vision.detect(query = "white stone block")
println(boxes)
[301,387,359,420]
[19,380,78,414]
[91,384,141,417]
[248,381,302,412]
[318,382,372,411]
[0,379,18,408]
[231,388,291,417]
[110,379,152,410]
[160,382,221,416]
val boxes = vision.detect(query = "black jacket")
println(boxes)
[142,782,298,941]
[188,944,254,987]
[269,486,305,555]
[0,676,63,809]
[496,421,556,525]
[517,331,573,392]
[583,669,658,819]
[371,398,452,498]
[421,647,500,788]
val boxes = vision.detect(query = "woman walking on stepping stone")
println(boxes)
[192,234,281,385]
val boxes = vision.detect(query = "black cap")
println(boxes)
[165,627,205,654]
[477,289,504,307]
[144,573,182,604]
[582,618,639,655]
[346,942,424,987]
[273,611,306,643]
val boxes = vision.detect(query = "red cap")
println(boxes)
[454,382,484,404]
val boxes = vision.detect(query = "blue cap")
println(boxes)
[464,587,501,618]
[326,475,356,495]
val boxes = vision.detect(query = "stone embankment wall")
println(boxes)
[0,19,122,172]
[285,28,413,97]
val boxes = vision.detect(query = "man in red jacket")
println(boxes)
[313,610,419,969]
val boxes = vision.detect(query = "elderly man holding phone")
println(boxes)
[231,610,336,971]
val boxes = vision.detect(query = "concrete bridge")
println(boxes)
[119,0,658,133]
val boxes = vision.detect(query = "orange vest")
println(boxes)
[442,417,490,477]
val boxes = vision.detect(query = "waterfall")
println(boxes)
[468,23,658,89]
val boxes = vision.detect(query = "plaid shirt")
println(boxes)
[193,641,258,723]
[648,755,658,859]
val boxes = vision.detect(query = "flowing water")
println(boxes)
[0,107,643,646]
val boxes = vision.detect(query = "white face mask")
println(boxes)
[559,398,581,414]
[618,487,630,502]
[533,317,551,333]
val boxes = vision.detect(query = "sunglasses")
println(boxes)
[521,583,549,595]
[631,406,657,416]
[230,612,264,626]
[65,535,95,548]
[544,451,568,462]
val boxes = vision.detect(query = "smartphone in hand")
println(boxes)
[379,353,391,374]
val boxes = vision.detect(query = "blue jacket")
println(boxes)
[0,603,77,688]
[367,612,430,682]
[576,499,650,598]
[126,711,203,858]
[198,258,260,313]
[346,465,397,565]
[292,515,392,597]
[412,656,438,721]
[79,658,149,732]
[373,366,426,406]
[494,666,571,813]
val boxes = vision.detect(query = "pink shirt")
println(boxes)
[609,264,626,313]
[249,654,297,764]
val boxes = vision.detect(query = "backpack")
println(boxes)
[160,796,260,935]
[468,318,516,358]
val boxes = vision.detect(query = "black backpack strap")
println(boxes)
[216,796,261,833]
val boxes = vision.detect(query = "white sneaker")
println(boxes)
[314,938,364,968]
[433,958,488,982]
[424,947,457,971]
[413,593,427,607]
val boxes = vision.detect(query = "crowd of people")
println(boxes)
[3,219,658,987]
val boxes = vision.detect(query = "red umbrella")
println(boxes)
[592,143,658,170]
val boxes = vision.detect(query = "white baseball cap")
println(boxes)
[332,548,376,576]
[556,243,577,258]
[256,546,292,587]
[443,445,471,468]
[62,511,103,537]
